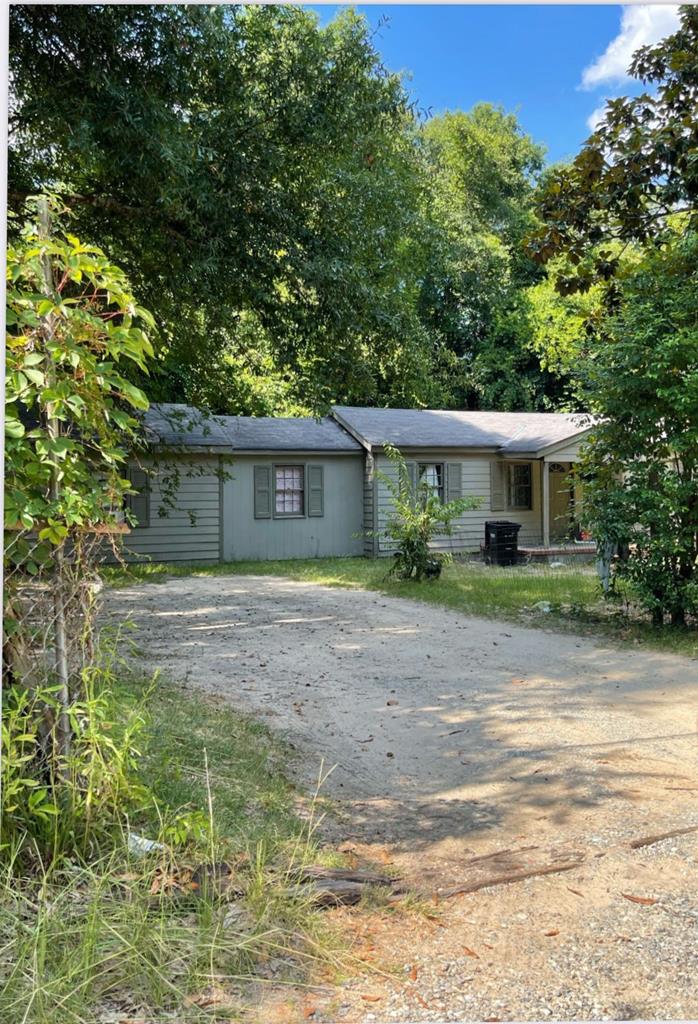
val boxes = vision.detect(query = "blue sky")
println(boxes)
[308,4,681,164]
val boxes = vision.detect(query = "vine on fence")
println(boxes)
[4,194,156,837]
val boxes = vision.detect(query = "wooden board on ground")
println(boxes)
[436,844,586,898]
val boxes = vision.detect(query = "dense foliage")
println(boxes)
[9,4,561,414]
[5,197,153,545]
[3,198,157,858]
[578,232,698,625]
[530,5,698,624]
[529,5,697,298]
[420,105,560,409]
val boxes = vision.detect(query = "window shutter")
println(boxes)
[128,467,150,528]
[446,463,462,502]
[406,461,417,496]
[307,464,324,517]
[490,461,506,512]
[253,465,272,519]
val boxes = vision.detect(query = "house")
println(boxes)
[122,403,593,563]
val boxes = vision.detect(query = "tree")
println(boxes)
[418,104,551,409]
[529,5,698,624]
[578,231,698,625]
[529,5,698,297]
[8,5,441,412]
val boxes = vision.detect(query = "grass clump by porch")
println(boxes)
[0,672,345,1024]
[104,556,698,657]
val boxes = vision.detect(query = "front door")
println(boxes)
[549,462,573,541]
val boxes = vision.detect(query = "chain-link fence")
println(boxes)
[2,528,127,773]
[3,529,108,687]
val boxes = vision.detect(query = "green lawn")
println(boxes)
[105,555,698,656]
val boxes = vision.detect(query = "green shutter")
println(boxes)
[307,464,324,517]
[490,461,506,512]
[446,462,462,502]
[128,467,150,528]
[406,460,417,496]
[253,465,272,519]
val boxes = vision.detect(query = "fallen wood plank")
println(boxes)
[629,824,698,850]
[440,856,585,899]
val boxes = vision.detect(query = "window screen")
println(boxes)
[275,465,304,515]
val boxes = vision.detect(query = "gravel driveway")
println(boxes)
[107,574,698,1022]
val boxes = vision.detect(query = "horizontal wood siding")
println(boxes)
[373,454,543,555]
[222,454,365,560]
[121,456,221,563]
[543,440,584,462]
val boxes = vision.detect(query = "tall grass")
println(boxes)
[0,671,346,1023]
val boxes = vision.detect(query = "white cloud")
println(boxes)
[586,101,611,133]
[581,5,681,90]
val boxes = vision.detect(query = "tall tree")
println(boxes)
[529,5,698,297]
[418,104,552,409]
[9,5,438,411]
[530,5,698,623]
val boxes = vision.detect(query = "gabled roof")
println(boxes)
[143,403,591,457]
[142,404,362,452]
[332,406,592,455]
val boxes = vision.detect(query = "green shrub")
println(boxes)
[1,637,152,868]
[377,444,481,580]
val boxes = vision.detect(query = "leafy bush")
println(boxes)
[1,636,152,868]
[378,444,481,580]
[579,233,698,626]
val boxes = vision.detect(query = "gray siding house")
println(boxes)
[122,403,592,563]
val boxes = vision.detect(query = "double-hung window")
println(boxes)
[417,463,444,503]
[274,465,304,516]
[508,463,532,510]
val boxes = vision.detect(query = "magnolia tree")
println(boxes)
[5,195,154,771]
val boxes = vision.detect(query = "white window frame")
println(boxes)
[273,464,305,518]
[417,462,445,503]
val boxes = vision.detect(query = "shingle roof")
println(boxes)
[143,403,591,456]
[225,415,362,451]
[142,404,362,452]
[332,406,592,454]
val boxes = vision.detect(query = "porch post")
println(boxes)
[542,461,550,547]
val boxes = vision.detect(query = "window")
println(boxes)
[275,465,304,516]
[418,463,444,503]
[508,463,532,510]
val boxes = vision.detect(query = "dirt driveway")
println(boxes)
[108,575,698,1021]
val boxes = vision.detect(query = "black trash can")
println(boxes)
[485,520,522,566]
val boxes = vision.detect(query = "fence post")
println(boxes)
[38,198,72,771]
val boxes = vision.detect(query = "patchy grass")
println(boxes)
[103,556,698,657]
[0,673,346,1024]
